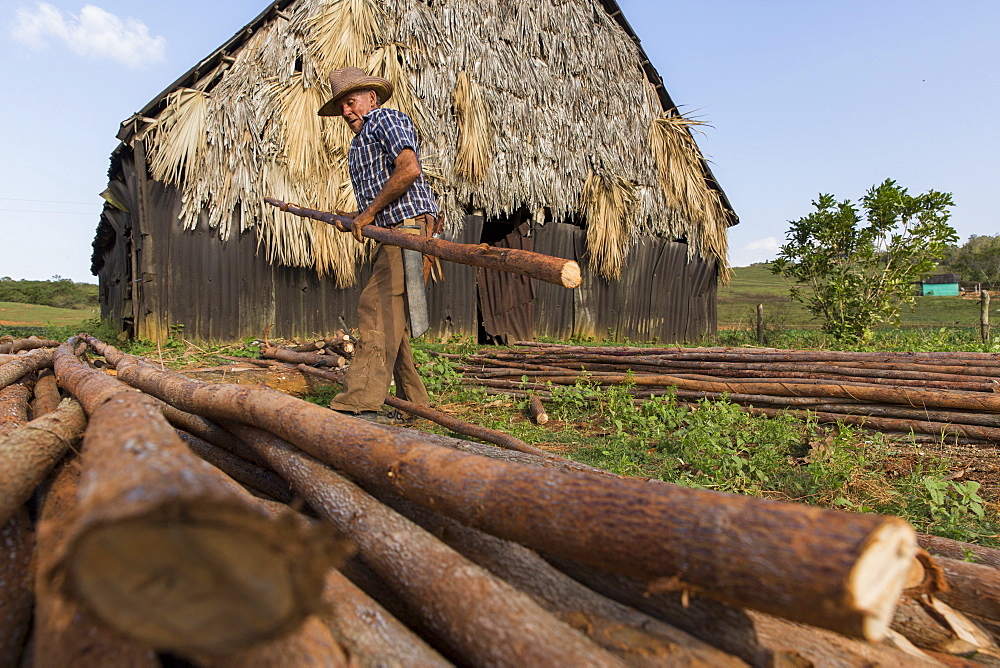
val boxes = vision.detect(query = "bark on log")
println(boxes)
[382,489,748,666]
[158,400,269,467]
[31,367,62,419]
[549,556,941,668]
[196,617,349,667]
[32,461,159,667]
[937,557,1000,623]
[0,338,60,354]
[319,569,452,668]
[529,394,549,424]
[919,534,1000,569]
[176,430,295,504]
[225,421,623,667]
[0,507,34,667]
[296,363,548,456]
[266,198,582,289]
[892,593,997,655]
[0,348,54,391]
[51,341,342,655]
[263,344,345,368]
[87,336,918,641]
[0,397,86,526]
[0,379,32,437]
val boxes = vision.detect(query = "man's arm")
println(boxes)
[345,148,422,242]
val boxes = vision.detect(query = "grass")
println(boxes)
[0,301,98,328]
[719,263,985,330]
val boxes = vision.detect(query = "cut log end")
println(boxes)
[561,261,582,289]
[850,520,919,641]
[62,505,335,655]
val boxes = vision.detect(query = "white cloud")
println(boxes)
[11,3,165,68]
[729,236,781,267]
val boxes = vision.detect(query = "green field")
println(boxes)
[0,301,98,328]
[719,264,983,330]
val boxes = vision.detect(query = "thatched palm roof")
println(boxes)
[118,0,735,285]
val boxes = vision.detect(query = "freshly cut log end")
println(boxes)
[60,502,343,655]
[850,519,919,640]
[529,395,549,425]
[561,261,582,289]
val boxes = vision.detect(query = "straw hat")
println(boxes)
[317,67,394,117]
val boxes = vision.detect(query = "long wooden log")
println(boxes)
[30,367,62,419]
[176,430,294,504]
[918,534,1000,569]
[936,557,1000,623]
[0,379,32,437]
[225,421,623,667]
[0,507,34,667]
[892,594,997,655]
[266,197,582,289]
[88,336,918,640]
[381,488,748,666]
[295,363,548,456]
[197,617,349,668]
[0,348,54,391]
[549,556,941,667]
[263,344,345,368]
[33,461,161,667]
[51,340,343,655]
[0,338,60,354]
[0,397,86,526]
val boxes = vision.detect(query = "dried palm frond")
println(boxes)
[276,73,333,181]
[145,88,208,188]
[452,71,494,184]
[308,0,385,73]
[648,107,731,281]
[580,169,637,280]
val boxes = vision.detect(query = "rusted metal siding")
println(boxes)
[532,223,717,343]
[96,155,716,344]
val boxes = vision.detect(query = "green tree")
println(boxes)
[770,179,957,342]
[941,235,1000,289]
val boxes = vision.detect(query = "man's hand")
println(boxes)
[351,210,376,242]
[333,210,357,234]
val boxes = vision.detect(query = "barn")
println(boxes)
[91,0,737,345]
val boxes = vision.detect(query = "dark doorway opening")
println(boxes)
[476,207,536,344]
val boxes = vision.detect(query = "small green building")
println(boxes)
[921,273,961,296]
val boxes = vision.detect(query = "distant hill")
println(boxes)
[0,278,98,311]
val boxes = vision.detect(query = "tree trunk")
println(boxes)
[262,344,345,368]
[176,430,294,504]
[266,198,582,288]
[0,397,86,526]
[918,534,1000,569]
[86,334,918,641]
[0,348,54,390]
[892,593,997,655]
[529,395,549,424]
[50,340,342,656]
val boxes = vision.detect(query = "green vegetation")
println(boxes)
[941,234,1000,290]
[770,180,957,342]
[0,277,98,310]
[409,353,998,547]
[0,302,100,332]
[718,264,986,346]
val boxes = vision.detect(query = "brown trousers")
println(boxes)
[329,243,430,412]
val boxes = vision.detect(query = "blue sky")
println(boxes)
[1,1,997,283]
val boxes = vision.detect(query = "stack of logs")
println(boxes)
[3,335,1000,666]
[455,343,1000,446]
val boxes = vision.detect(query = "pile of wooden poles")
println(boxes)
[3,336,1000,665]
[455,342,1000,445]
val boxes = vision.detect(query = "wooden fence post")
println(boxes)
[756,304,765,345]
[982,291,991,344]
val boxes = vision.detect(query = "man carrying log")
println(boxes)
[317,67,435,422]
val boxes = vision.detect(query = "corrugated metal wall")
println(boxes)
[95,151,717,344]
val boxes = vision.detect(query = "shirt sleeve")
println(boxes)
[371,110,418,160]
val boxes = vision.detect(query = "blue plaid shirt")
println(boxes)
[349,108,437,228]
